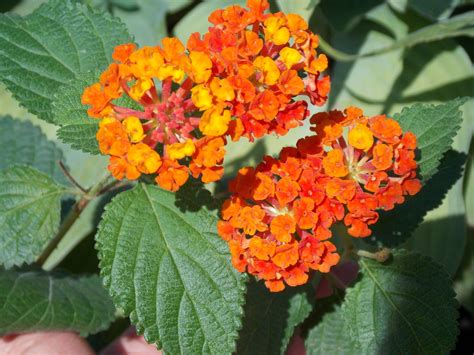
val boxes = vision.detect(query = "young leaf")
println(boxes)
[343,249,459,354]
[0,269,115,336]
[0,0,132,122]
[368,150,466,247]
[305,305,360,355]
[0,116,68,185]
[236,279,313,355]
[393,97,469,181]
[96,184,246,354]
[0,166,68,268]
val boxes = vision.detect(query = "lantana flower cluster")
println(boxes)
[81,0,329,191]
[81,0,421,292]
[217,107,421,292]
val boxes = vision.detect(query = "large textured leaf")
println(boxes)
[0,0,132,122]
[236,280,313,355]
[0,116,67,185]
[343,250,458,353]
[52,72,100,154]
[0,269,115,336]
[0,166,68,268]
[305,305,360,355]
[369,150,466,247]
[393,97,468,180]
[96,184,246,354]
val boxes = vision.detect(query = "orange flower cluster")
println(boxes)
[81,0,330,191]
[218,107,421,292]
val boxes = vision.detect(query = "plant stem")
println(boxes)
[356,248,391,263]
[37,174,113,267]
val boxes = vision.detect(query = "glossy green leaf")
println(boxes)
[173,0,246,42]
[276,0,318,22]
[237,280,313,355]
[407,0,459,20]
[321,12,474,61]
[320,0,383,33]
[343,250,458,353]
[369,150,466,247]
[0,116,67,185]
[96,184,246,354]
[0,0,132,122]
[0,166,68,268]
[113,0,168,46]
[305,305,360,355]
[0,269,115,336]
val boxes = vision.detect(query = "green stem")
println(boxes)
[37,174,114,267]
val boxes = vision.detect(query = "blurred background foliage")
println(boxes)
[0,0,473,350]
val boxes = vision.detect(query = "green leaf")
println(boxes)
[52,72,101,154]
[320,12,474,62]
[0,269,115,336]
[96,184,246,354]
[0,0,132,122]
[276,0,319,22]
[173,0,246,42]
[0,116,68,185]
[393,97,468,181]
[369,150,466,247]
[236,279,313,355]
[343,249,459,353]
[320,0,383,33]
[454,222,474,313]
[113,0,168,46]
[407,0,459,20]
[0,166,68,268]
[305,305,360,355]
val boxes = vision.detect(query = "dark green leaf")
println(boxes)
[407,0,458,20]
[237,279,313,355]
[305,305,360,355]
[0,116,68,184]
[96,184,246,354]
[0,269,115,336]
[0,0,132,122]
[369,150,466,247]
[343,249,459,354]
[320,0,383,33]
[393,97,468,181]
[0,166,68,268]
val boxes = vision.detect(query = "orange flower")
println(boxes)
[231,206,268,235]
[155,160,189,192]
[322,149,348,178]
[270,214,296,243]
[249,237,276,261]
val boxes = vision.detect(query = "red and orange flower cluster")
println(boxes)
[81,0,329,191]
[217,107,421,292]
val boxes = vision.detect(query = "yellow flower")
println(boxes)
[210,78,235,102]
[199,104,231,136]
[167,139,196,160]
[123,116,145,143]
[348,123,374,151]
[279,47,302,69]
[253,56,280,86]
[191,85,213,110]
